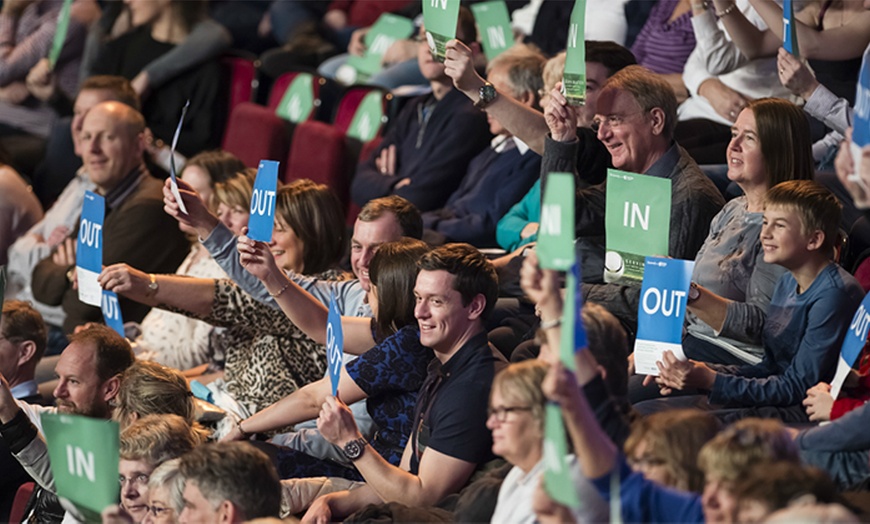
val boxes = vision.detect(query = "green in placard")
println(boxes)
[543,402,580,508]
[561,0,587,106]
[422,0,461,62]
[42,413,119,520]
[537,173,575,270]
[604,169,671,283]
[471,1,515,61]
[346,91,385,142]
[275,73,316,123]
[48,0,74,69]
[346,14,415,82]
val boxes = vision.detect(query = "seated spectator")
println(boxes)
[651,180,865,422]
[422,45,544,248]
[623,409,719,493]
[766,502,860,523]
[228,239,431,479]
[546,65,724,336]
[301,244,507,522]
[732,462,839,523]
[349,10,491,213]
[112,360,202,432]
[6,77,140,351]
[117,414,204,523]
[101,180,348,422]
[130,155,249,372]
[488,360,608,523]
[0,157,41,264]
[142,458,183,524]
[30,101,188,335]
[0,300,47,520]
[89,0,223,157]
[178,441,281,523]
[630,0,695,103]
[0,0,92,175]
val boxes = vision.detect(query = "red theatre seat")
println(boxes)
[285,120,348,209]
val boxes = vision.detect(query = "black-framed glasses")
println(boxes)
[146,504,173,517]
[487,405,533,422]
[118,473,150,487]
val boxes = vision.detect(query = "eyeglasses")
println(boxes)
[487,405,533,422]
[146,505,173,517]
[591,111,645,133]
[119,473,150,488]
[628,454,666,470]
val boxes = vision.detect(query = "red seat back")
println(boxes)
[220,55,256,117]
[9,482,34,524]
[222,102,289,178]
[285,120,348,209]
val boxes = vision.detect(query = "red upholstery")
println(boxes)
[345,136,385,225]
[285,120,348,209]
[854,256,870,293]
[8,482,34,524]
[332,87,377,133]
[221,102,289,178]
[220,55,256,116]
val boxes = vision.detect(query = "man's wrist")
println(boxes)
[462,75,487,102]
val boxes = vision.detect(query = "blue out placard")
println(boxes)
[76,191,105,307]
[571,264,587,351]
[633,257,694,375]
[854,48,870,148]
[830,292,870,398]
[326,291,344,397]
[782,0,799,57]
[101,290,124,337]
[247,160,280,242]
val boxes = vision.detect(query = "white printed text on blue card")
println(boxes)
[247,160,280,242]
[101,290,125,337]
[76,191,105,307]
[831,293,870,399]
[327,292,344,397]
[634,257,694,376]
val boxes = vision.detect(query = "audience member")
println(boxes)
[301,244,506,522]
[422,45,543,248]
[651,180,864,422]
[630,0,694,102]
[178,441,281,523]
[144,458,184,524]
[6,77,140,350]
[731,462,839,523]
[350,10,491,212]
[0,158,41,264]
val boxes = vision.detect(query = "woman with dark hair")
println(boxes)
[101,179,348,424]
[223,239,432,482]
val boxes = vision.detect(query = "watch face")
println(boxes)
[345,439,364,460]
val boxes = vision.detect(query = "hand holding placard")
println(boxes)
[326,291,344,397]
[76,191,105,307]
[246,161,280,243]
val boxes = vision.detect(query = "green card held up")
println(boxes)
[543,402,579,508]
[48,0,74,69]
[562,0,587,106]
[537,173,575,271]
[422,0,461,62]
[604,169,671,284]
[471,1,514,61]
[346,91,386,142]
[275,73,316,123]
[346,14,415,82]
[42,413,120,519]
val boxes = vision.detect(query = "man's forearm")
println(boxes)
[457,79,548,155]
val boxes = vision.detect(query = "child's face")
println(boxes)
[760,205,817,270]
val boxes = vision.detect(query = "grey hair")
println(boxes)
[486,44,547,109]
[148,458,185,514]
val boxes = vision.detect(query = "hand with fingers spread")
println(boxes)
[162,177,220,238]
[52,237,77,267]
[835,128,870,209]
[316,396,362,447]
[443,39,485,96]
[544,83,578,143]
[237,227,283,283]
[803,382,834,422]
[777,47,819,100]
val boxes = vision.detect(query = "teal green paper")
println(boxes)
[562,0,587,105]
[346,91,385,142]
[48,0,74,69]
[537,173,575,270]
[275,73,316,123]
[347,14,415,80]
[42,414,119,519]
[543,402,580,508]
[471,1,515,61]
[604,169,671,283]
[422,0,461,62]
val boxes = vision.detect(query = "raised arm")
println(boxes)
[443,39,549,155]
[99,264,215,318]
[237,233,375,353]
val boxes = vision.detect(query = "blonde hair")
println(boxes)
[120,414,205,467]
[211,167,256,213]
[491,360,549,431]
[698,418,799,484]
[113,360,197,430]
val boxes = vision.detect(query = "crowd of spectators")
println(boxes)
[2,0,870,522]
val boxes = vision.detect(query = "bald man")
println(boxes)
[31,102,188,333]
